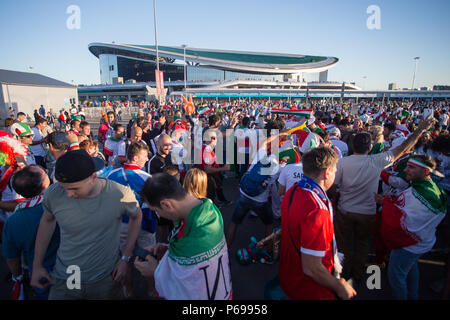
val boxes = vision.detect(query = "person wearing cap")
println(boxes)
[30,149,142,300]
[332,117,437,286]
[11,122,36,165]
[374,154,447,300]
[327,126,348,157]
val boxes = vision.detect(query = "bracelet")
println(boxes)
[121,255,131,263]
[12,275,23,282]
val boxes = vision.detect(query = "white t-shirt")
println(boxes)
[330,137,348,157]
[335,151,394,215]
[277,162,303,192]
[440,113,449,126]
[30,127,46,157]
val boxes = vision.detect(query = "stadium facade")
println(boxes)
[88,42,339,86]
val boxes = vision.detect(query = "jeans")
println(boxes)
[231,193,273,225]
[388,248,421,300]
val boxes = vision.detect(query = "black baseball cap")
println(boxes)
[55,150,96,183]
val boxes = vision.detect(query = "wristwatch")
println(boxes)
[121,255,131,263]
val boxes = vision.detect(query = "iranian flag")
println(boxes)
[154,199,233,300]
[291,129,319,153]
[198,106,211,115]
[380,180,447,251]
[271,107,313,118]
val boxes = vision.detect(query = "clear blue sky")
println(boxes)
[1,0,449,90]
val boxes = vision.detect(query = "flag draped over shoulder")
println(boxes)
[154,199,233,300]
[380,179,448,251]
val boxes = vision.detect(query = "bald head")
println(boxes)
[132,126,143,142]
[158,134,172,156]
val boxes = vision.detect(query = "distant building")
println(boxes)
[388,83,397,90]
[0,69,77,121]
[433,85,450,90]
[420,87,429,91]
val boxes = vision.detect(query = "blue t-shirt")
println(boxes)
[1,204,60,276]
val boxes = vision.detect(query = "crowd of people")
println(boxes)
[0,97,448,300]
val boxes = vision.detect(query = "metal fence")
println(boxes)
[83,107,140,118]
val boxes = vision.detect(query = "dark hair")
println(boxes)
[70,119,80,127]
[12,165,46,198]
[431,133,450,155]
[265,119,285,132]
[163,165,180,177]
[36,117,47,126]
[140,173,187,208]
[47,131,69,151]
[135,116,146,128]
[384,123,396,133]
[107,111,115,117]
[242,116,250,127]
[127,141,149,161]
[411,154,436,171]
[208,114,220,127]
[113,123,124,132]
[302,147,338,178]
[17,112,26,117]
[80,120,90,129]
[352,133,372,154]
[339,118,350,127]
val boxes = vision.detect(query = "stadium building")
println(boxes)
[87,42,359,92]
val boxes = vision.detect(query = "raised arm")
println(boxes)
[390,117,436,162]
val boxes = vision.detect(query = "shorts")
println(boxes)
[120,222,156,253]
[231,193,273,225]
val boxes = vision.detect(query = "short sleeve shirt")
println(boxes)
[335,151,394,214]
[198,144,218,171]
[278,163,303,191]
[278,186,335,300]
[42,179,139,283]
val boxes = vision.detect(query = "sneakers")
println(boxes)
[260,255,274,265]
[216,200,232,208]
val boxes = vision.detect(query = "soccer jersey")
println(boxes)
[278,184,335,300]
[198,144,219,171]
[103,137,126,168]
[278,162,303,192]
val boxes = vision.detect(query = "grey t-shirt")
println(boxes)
[43,178,139,283]
[335,151,394,215]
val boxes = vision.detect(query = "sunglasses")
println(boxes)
[22,134,34,138]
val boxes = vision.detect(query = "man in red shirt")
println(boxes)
[198,129,230,206]
[278,147,356,300]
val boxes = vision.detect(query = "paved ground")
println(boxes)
[0,115,448,300]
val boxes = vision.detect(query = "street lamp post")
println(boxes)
[153,0,160,104]
[182,44,187,92]
[411,57,420,90]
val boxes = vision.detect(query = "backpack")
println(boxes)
[240,160,273,197]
